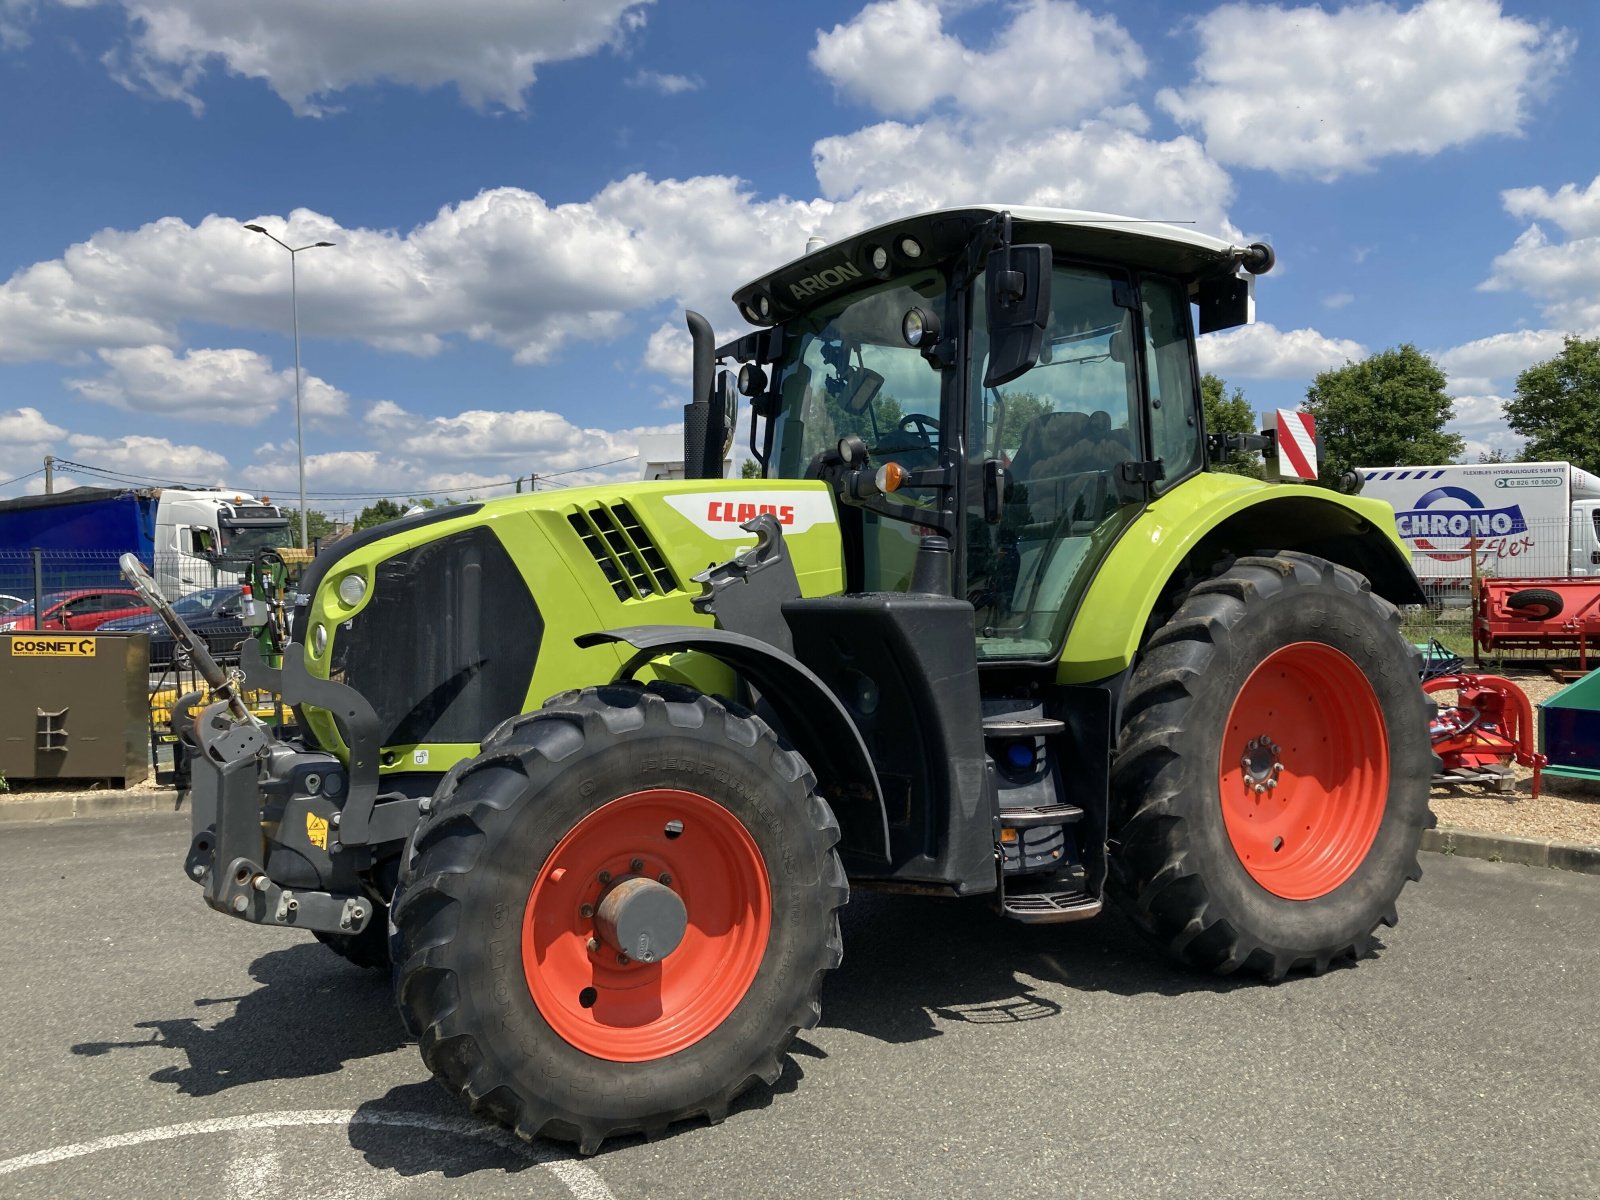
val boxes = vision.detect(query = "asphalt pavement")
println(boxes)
[1,812,1596,1199]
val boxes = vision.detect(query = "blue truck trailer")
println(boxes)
[0,487,159,557]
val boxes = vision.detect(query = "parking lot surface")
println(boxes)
[2,812,1596,1199]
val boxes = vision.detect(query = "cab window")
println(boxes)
[966,263,1143,660]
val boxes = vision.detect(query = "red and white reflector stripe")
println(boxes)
[1266,409,1317,481]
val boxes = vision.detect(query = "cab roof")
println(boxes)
[731,205,1250,328]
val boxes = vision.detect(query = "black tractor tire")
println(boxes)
[390,681,847,1154]
[1110,552,1435,979]
[1506,587,1564,620]
[312,908,391,970]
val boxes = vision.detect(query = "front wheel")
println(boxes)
[1110,553,1435,979]
[391,682,847,1153]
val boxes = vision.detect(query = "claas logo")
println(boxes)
[705,501,796,525]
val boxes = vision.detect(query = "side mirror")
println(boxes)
[707,369,737,473]
[842,367,884,415]
[983,244,1051,388]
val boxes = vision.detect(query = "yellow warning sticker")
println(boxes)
[305,812,329,850]
[10,636,97,657]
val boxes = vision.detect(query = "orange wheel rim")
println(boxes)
[1218,642,1389,900]
[522,789,771,1062]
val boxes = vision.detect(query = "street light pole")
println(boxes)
[244,223,335,548]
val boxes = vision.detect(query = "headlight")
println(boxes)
[311,624,328,657]
[337,573,367,606]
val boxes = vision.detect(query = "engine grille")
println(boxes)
[568,502,682,601]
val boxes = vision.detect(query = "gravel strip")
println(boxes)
[1429,666,1600,848]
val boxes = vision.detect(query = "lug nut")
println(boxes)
[579,903,595,919]
[1273,762,1285,774]
[617,952,630,965]
[630,858,644,872]
[658,872,672,885]
[586,937,600,953]
[598,870,612,884]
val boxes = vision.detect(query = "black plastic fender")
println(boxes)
[576,625,891,864]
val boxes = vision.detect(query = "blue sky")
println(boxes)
[0,0,1595,517]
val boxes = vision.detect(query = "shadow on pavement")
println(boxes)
[71,941,404,1096]
[820,890,1370,1044]
[348,1082,541,1179]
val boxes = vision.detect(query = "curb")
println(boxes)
[0,788,185,823]
[1422,826,1600,876]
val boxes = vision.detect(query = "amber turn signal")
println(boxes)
[875,462,905,493]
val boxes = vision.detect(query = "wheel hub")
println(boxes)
[593,875,688,964]
[1239,734,1285,793]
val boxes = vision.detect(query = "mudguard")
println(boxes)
[576,625,891,864]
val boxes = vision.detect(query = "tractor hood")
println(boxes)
[290,479,846,777]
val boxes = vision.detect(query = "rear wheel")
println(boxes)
[391,682,847,1153]
[1110,553,1434,978]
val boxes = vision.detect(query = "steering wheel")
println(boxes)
[897,413,940,443]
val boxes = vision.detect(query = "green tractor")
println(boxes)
[139,206,1434,1153]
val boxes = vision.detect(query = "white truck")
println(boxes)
[1358,460,1600,583]
[0,485,293,599]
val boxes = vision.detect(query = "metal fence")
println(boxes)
[0,548,250,615]
[1395,514,1595,666]
[146,654,293,788]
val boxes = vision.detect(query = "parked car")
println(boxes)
[0,587,151,631]
[98,585,246,668]
[0,593,26,614]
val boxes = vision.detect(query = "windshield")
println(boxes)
[220,523,295,557]
[173,586,238,616]
[768,270,946,477]
[1,593,68,618]
[767,270,948,593]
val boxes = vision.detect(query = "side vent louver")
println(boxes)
[568,502,683,601]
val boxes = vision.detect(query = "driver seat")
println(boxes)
[1007,409,1130,525]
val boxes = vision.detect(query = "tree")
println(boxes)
[353,498,404,531]
[739,459,761,479]
[1505,336,1600,473]
[1301,344,1463,485]
[1200,373,1263,478]
[1477,448,1512,465]
[304,510,338,545]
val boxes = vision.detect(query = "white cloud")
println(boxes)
[813,118,1235,236]
[66,345,347,424]
[64,432,231,483]
[1433,328,1569,395]
[0,406,65,446]
[812,0,1145,128]
[367,400,673,471]
[0,0,35,48]
[1482,220,1600,334]
[1158,0,1571,178]
[1503,175,1600,239]
[1197,322,1365,379]
[83,0,651,116]
[1322,292,1354,310]
[237,403,675,500]
[643,321,694,382]
[0,186,849,369]
[626,70,701,95]
[1447,393,1522,461]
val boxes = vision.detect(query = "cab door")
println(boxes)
[964,261,1147,661]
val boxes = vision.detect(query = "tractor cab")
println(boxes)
[703,206,1273,663]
